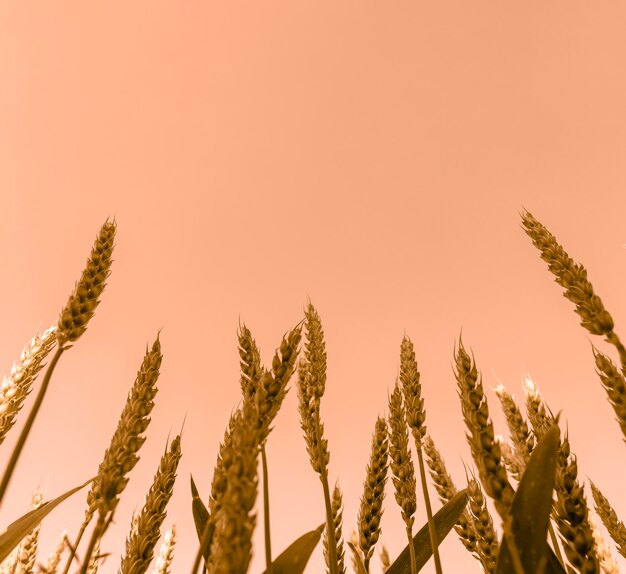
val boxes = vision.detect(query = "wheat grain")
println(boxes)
[454,338,514,519]
[57,219,116,346]
[120,435,182,574]
[590,481,626,559]
[357,417,388,570]
[152,525,175,574]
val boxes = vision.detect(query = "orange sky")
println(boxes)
[1,2,626,572]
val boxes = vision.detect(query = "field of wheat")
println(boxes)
[0,208,623,574]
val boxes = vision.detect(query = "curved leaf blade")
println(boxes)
[261,523,325,574]
[0,477,92,562]
[387,489,468,574]
[496,425,561,574]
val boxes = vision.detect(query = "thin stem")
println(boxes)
[61,519,89,574]
[261,443,273,574]
[0,345,65,507]
[606,331,626,373]
[314,404,339,574]
[548,522,565,567]
[406,525,417,574]
[416,446,443,574]
[79,516,104,574]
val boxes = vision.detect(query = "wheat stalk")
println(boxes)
[120,435,182,574]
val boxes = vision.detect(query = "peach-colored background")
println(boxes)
[2,2,626,572]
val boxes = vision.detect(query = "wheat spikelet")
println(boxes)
[494,384,534,464]
[520,210,621,347]
[323,484,346,574]
[57,219,116,346]
[521,374,552,439]
[388,381,417,530]
[38,530,67,574]
[238,323,263,402]
[454,338,514,519]
[152,525,176,574]
[297,358,329,474]
[120,435,182,574]
[422,435,480,560]
[589,516,619,574]
[590,481,626,559]
[86,335,162,522]
[466,478,498,574]
[399,336,426,445]
[553,433,599,573]
[0,326,57,447]
[591,346,626,444]
[254,324,302,443]
[494,436,525,483]
[207,401,260,574]
[357,417,388,569]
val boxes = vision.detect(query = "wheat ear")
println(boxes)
[7,490,43,574]
[120,435,182,574]
[454,337,514,519]
[521,209,626,367]
[388,381,417,574]
[152,525,176,574]
[357,417,388,571]
[297,303,338,574]
[589,516,620,574]
[399,336,442,573]
[494,384,534,465]
[591,346,626,445]
[323,483,346,574]
[590,481,626,559]
[207,401,260,574]
[466,477,498,574]
[71,336,161,574]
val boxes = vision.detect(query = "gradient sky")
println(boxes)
[1,2,626,572]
